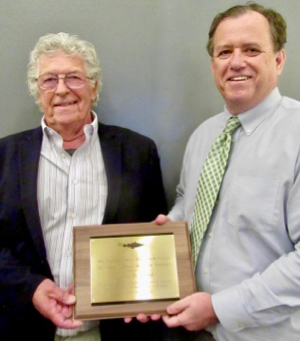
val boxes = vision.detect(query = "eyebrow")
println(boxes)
[214,42,263,53]
[39,70,83,76]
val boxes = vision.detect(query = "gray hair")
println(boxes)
[27,32,102,105]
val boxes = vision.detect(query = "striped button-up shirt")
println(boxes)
[37,112,107,336]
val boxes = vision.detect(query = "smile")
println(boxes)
[54,101,77,107]
[228,76,251,81]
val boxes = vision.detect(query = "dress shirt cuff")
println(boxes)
[211,286,257,332]
[167,208,183,222]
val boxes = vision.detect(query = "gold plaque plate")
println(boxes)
[73,222,195,320]
[90,235,179,304]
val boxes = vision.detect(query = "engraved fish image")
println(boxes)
[118,242,144,249]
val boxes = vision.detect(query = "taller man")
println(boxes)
[157,3,300,341]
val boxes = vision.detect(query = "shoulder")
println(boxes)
[0,127,42,145]
[187,112,224,145]
[280,96,300,112]
[272,97,300,129]
[0,127,42,150]
[98,123,156,148]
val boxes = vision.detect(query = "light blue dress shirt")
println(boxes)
[168,88,300,340]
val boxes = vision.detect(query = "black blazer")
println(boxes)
[0,123,167,340]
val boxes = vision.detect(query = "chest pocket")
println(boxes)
[228,176,280,232]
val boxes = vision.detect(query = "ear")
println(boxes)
[37,91,42,107]
[91,81,98,103]
[275,49,286,76]
[210,58,216,82]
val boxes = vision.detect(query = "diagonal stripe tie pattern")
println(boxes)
[190,116,241,268]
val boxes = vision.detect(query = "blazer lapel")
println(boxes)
[18,128,47,259]
[98,123,122,224]
[17,123,122,255]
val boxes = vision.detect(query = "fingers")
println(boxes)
[163,293,219,331]
[154,214,171,225]
[34,279,75,306]
[125,314,162,324]
[49,284,76,306]
[52,310,83,329]
[166,296,189,315]
[162,314,182,328]
[162,299,189,329]
[32,279,82,329]
[136,314,150,323]
[67,284,74,295]
[150,314,162,321]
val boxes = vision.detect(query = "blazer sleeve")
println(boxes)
[0,134,50,314]
[101,124,168,224]
[137,138,168,220]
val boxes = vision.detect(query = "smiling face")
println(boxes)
[37,51,97,134]
[211,11,286,115]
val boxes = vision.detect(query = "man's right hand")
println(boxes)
[32,279,83,329]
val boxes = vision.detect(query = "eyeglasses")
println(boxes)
[36,72,91,92]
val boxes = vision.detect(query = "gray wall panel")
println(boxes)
[1,0,299,206]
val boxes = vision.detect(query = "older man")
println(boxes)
[0,33,167,340]
[150,3,300,341]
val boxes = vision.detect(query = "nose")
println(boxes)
[55,76,70,95]
[229,49,246,70]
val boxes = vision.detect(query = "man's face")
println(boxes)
[37,51,97,132]
[211,11,286,115]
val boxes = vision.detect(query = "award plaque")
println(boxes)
[73,221,195,320]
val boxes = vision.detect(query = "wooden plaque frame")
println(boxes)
[73,221,195,320]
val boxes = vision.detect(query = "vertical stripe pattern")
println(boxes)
[37,114,107,336]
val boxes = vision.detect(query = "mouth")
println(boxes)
[54,100,77,107]
[228,76,251,82]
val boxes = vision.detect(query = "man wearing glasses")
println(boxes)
[0,33,167,341]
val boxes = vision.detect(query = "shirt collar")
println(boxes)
[224,88,282,136]
[41,111,99,142]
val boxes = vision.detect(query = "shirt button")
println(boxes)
[61,153,66,158]
[67,250,72,257]
[73,179,78,185]
[71,213,76,220]
[238,322,245,329]
[203,269,208,274]
[49,130,53,135]
[208,233,213,238]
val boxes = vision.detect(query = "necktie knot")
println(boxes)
[223,116,241,136]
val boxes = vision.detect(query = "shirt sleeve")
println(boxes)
[168,144,191,222]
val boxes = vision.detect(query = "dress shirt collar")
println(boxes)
[224,88,282,136]
[41,111,99,146]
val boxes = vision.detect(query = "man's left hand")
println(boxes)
[162,292,219,331]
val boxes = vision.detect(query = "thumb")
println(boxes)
[166,297,189,315]
[155,214,171,225]
[49,285,76,305]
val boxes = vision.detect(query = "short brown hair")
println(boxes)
[206,2,287,57]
